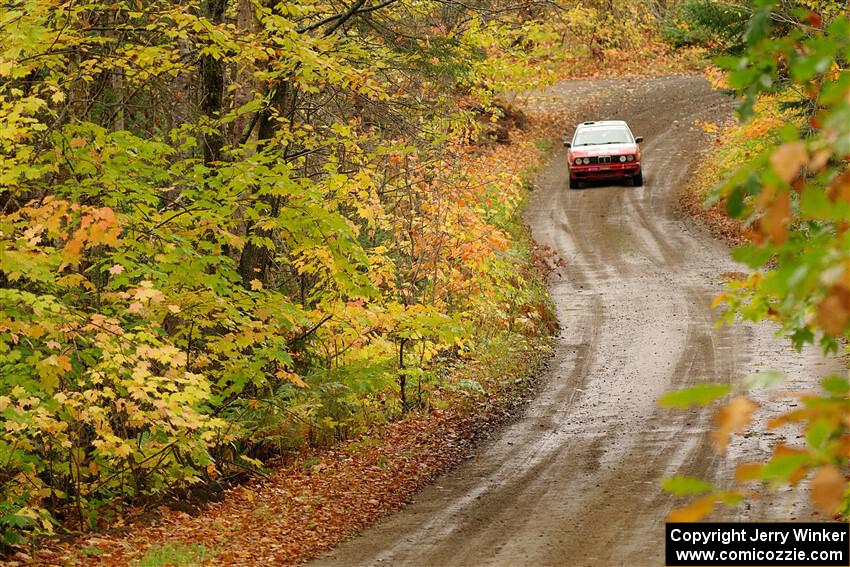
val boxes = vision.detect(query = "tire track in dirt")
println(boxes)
[309,75,843,567]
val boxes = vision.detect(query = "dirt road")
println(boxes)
[310,76,842,566]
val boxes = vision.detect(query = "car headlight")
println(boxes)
[619,155,626,163]
[582,157,590,165]
[574,158,582,165]
[626,155,634,162]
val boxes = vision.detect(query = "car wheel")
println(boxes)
[569,176,580,189]
[633,172,643,186]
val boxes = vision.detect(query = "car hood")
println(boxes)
[570,143,638,157]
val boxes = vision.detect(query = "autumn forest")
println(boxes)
[0,0,848,563]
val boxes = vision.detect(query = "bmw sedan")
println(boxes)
[564,120,643,189]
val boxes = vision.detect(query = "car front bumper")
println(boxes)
[570,162,640,179]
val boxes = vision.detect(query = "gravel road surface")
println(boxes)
[310,75,843,567]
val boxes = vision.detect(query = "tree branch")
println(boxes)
[297,0,401,35]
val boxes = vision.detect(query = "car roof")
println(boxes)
[576,120,629,129]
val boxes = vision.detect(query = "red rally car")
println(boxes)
[564,120,643,189]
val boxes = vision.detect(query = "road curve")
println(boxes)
[309,76,842,567]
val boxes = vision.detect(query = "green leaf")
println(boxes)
[717,491,744,506]
[806,419,833,451]
[760,453,810,483]
[800,186,835,220]
[821,374,849,395]
[742,370,786,390]
[731,245,773,268]
[659,383,732,408]
[791,327,815,350]
[663,475,715,496]
[744,7,773,46]
[726,187,745,218]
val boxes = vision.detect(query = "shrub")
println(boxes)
[662,0,749,52]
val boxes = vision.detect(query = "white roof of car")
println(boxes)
[577,120,628,128]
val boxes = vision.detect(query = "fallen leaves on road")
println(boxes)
[555,43,706,80]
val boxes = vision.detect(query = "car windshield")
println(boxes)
[573,126,632,146]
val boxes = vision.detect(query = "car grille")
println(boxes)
[588,155,627,164]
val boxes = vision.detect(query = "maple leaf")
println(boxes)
[759,191,791,245]
[808,147,832,172]
[108,263,124,275]
[817,284,850,336]
[711,395,758,452]
[113,444,132,458]
[827,170,850,203]
[810,465,846,515]
[668,496,716,522]
[276,369,308,388]
[734,462,763,482]
[770,142,807,184]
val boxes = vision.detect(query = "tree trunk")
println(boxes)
[201,0,227,165]
[399,338,408,414]
[236,82,293,283]
[231,0,259,145]
[111,68,125,131]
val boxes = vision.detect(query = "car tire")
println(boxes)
[633,172,643,186]
[569,176,580,189]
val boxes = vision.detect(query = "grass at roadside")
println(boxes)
[137,544,212,567]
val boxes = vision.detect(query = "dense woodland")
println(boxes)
[0,0,656,542]
[0,0,848,551]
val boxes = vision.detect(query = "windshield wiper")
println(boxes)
[576,141,629,146]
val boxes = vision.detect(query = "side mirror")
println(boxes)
[563,140,571,148]
[635,136,644,143]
